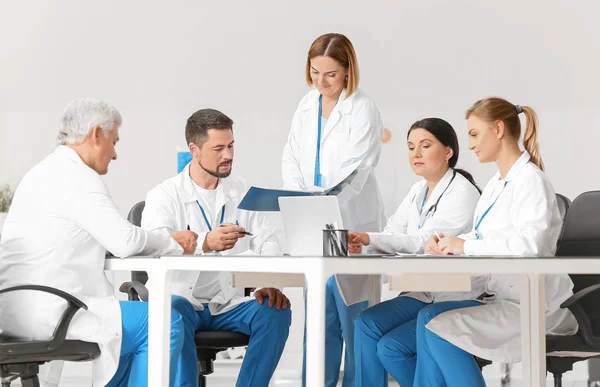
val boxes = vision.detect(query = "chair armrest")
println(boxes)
[0,285,87,351]
[560,283,600,348]
[560,283,600,309]
[119,281,149,301]
[0,285,88,310]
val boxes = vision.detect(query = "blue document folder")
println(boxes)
[238,187,327,211]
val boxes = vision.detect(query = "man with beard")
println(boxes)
[142,108,292,387]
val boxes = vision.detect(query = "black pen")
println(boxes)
[220,223,253,236]
[187,225,191,231]
[235,220,253,236]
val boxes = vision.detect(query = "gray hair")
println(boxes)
[57,98,123,145]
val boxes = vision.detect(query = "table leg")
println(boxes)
[520,274,532,384]
[368,274,382,307]
[147,267,173,387]
[305,264,328,387]
[529,273,547,386]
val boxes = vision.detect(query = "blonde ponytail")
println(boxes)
[466,97,545,171]
[521,106,544,171]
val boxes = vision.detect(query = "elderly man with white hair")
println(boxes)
[0,98,199,386]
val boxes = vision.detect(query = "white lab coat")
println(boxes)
[426,152,578,362]
[0,146,183,386]
[367,168,486,303]
[142,164,281,314]
[282,88,386,305]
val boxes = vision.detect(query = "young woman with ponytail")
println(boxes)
[412,97,578,386]
[348,117,483,387]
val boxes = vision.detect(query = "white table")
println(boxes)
[105,256,600,387]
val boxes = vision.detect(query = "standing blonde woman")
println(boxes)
[281,33,385,387]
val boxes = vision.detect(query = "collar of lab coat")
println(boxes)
[176,163,238,208]
[414,168,456,212]
[299,88,357,115]
[300,88,358,141]
[496,151,532,182]
[55,145,91,169]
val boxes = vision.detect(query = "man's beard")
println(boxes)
[200,160,232,178]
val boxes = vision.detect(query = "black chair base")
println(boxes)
[546,356,579,387]
[0,339,100,387]
[198,374,206,387]
[194,330,249,386]
[195,331,250,349]
[1,363,40,387]
[546,334,600,387]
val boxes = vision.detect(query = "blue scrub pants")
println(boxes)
[355,298,484,387]
[413,301,485,387]
[172,296,292,387]
[354,296,428,387]
[302,275,369,387]
[105,299,189,387]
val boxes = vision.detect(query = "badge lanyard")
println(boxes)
[474,181,509,239]
[314,94,324,187]
[196,200,225,231]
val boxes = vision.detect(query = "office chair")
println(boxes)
[477,191,600,387]
[0,286,100,387]
[120,201,250,387]
[493,193,573,384]
[547,190,600,387]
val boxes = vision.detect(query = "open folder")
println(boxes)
[238,186,334,211]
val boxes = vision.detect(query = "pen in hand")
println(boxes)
[222,220,253,236]
[187,225,191,231]
[434,231,441,240]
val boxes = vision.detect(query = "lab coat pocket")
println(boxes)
[219,272,236,300]
[492,274,520,303]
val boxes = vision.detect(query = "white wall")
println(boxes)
[1,0,599,383]
[2,0,600,211]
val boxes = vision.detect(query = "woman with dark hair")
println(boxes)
[349,118,482,387]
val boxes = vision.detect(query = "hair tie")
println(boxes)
[515,104,523,115]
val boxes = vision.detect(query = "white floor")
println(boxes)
[7,376,591,387]
[6,362,593,387]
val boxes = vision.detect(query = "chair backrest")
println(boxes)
[556,193,571,221]
[127,201,149,285]
[556,191,600,258]
[127,201,146,228]
[556,190,600,336]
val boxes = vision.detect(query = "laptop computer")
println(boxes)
[278,196,344,256]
